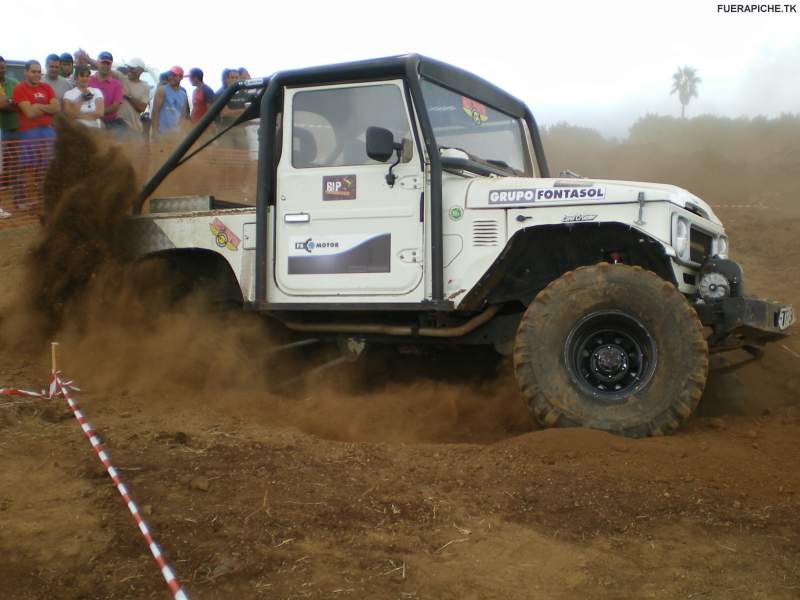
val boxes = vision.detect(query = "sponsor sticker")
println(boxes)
[777,306,794,330]
[488,187,606,205]
[462,97,488,125]
[323,175,357,200]
[289,234,384,257]
[209,218,241,251]
[294,238,340,254]
[288,233,391,274]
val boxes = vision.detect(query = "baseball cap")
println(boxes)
[98,51,113,62]
[126,57,146,70]
[59,52,74,63]
[170,66,184,78]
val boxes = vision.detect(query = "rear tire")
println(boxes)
[513,263,708,437]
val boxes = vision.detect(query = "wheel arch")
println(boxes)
[138,247,244,306]
[459,222,677,310]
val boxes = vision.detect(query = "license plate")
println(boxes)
[777,306,795,330]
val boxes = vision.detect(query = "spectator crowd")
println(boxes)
[0,50,254,218]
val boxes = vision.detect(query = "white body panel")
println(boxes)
[135,172,727,310]
[132,208,259,301]
[441,176,724,305]
[273,80,425,299]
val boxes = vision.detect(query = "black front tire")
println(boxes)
[513,263,708,437]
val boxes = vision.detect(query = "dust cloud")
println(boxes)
[1,114,798,444]
[0,118,527,445]
[0,117,138,349]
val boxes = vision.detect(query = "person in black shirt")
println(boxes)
[215,68,249,150]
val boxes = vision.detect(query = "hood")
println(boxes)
[464,177,721,225]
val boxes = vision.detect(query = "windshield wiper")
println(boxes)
[439,146,520,177]
[440,156,513,178]
[485,159,524,177]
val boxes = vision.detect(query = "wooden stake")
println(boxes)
[51,342,59,372]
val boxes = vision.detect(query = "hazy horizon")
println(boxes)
[6,0,799,139]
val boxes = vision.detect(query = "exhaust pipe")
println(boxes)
[283,305,500,338]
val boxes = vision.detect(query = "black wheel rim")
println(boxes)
[564,310,657,403]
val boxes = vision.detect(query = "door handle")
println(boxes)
[284,213,310,223]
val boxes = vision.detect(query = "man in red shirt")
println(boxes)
[189,68,215,124]
[13,60,59,131]
[12,60,59,208]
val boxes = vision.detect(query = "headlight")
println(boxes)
[715,235,728,259]
[672,215,690,261]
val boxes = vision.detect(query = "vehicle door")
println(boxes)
[275,80,424,297]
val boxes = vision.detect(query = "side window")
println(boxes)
[292,84,411,169]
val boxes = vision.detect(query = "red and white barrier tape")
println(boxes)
[0,376,77,400]
[781,344,800,360]
[2,372,189,600]
[0,387,47,398]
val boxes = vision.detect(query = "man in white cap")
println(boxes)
[118,57,152,137]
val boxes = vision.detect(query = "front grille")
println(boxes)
[472,220,499,246]
[690,227,713,264]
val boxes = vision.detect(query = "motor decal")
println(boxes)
[288,233,391,274]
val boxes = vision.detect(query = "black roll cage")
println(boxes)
[136,54,551,307]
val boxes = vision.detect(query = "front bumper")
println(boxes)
[694,296,795,346]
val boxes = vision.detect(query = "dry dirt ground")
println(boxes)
[0,190,799,598]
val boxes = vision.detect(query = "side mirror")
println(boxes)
[366,126,396,163]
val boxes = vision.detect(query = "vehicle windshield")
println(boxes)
[420,79,530,176]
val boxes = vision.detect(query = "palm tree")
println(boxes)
[671,66,701,119]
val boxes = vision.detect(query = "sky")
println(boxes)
[6,0,800,137]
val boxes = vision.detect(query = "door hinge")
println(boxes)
[398,248,422,264]
[398,175,422,190]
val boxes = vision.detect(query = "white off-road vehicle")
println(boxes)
[132,55,794,437]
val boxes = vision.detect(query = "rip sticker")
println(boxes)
[323,175,357,200]
[462,97,488,125]
[210,218,241,251]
